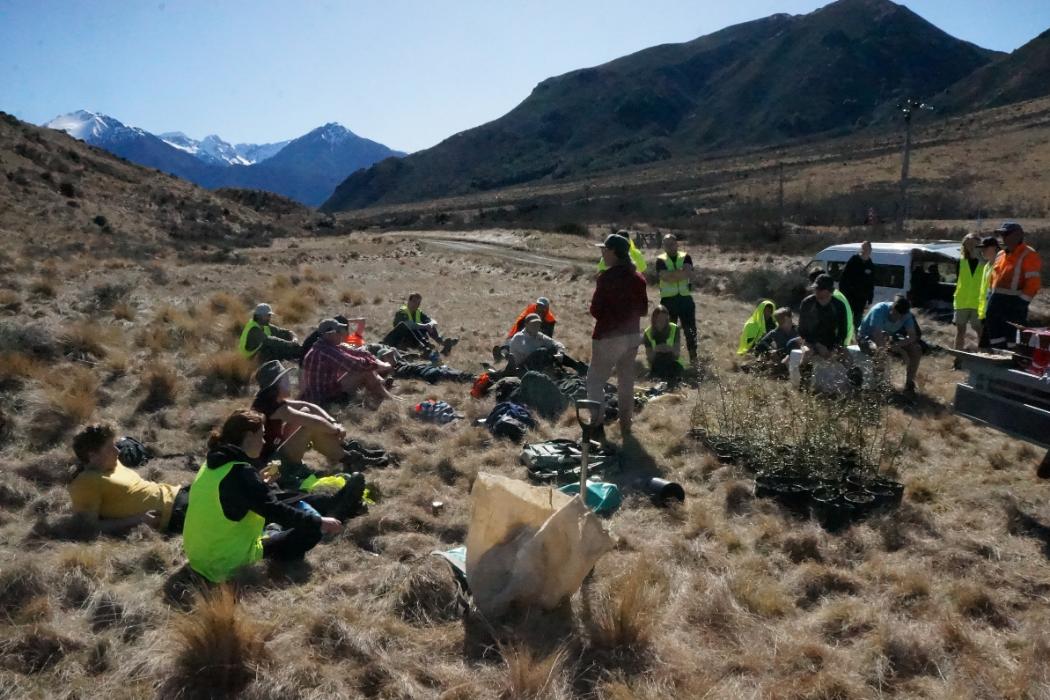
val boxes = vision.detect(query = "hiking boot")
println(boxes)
[441,337,459,355]
[902,381,917,400]
[340,451,389,470]
[344,440,385,458]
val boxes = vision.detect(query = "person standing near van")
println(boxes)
[986,222,1041,348]
[656,234,698,365]
[953,233,986,350]
[838,241,875,329]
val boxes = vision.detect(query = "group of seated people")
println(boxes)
[736,270,922,395]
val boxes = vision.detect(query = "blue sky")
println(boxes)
[1,1,1048,152]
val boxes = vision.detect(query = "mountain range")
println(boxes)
[44,110,404,206]
[322,0,1050,212]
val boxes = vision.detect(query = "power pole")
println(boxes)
[895,98,933,236]
[777,160,785,234]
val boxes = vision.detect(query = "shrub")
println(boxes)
[585,557,668,650]
[92,215,107,227]
[197,351,255,397]
[28,277,56,299]
[60,320,109,359]
[0,323,58,359]
[139,363,180,412]
[162,587,271,698]
[0,289,21,313]
[728,266,810,308]
[554,222,589,236]
[59,182,76,198]
[29,365,98,445]
[86,281,132,312]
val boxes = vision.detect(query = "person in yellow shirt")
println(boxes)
[68,424,189,535]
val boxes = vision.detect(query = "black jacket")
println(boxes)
[206,444,321,533]
[839,254,875,304]
[798,295,848,349]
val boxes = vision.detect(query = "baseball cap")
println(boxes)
[995,221,1024,235]
[253,303,273,317]
[814,274,835,292]
[524,313,542,324]
[535,297,550,308]
[977,236,1000,249]
[317,318,349,335]
[596,233,630,257]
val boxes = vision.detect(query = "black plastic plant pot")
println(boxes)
[640,477,685,507]
[869,477,904,509]
[811,488,853,532]
[843,491,877,518]
[844,472,869,490]
[771,480,814,517]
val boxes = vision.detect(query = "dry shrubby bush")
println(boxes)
[161,587,271,698]
[29,364,98,445]
[197,350,256,396]
[60,320,110,359]
[138,363,180,412]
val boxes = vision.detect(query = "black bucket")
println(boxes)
[843,491,876,518]
[640,478,685,506]
[870,477,904,509]
[811,488,852,531]
[768,477,815,517]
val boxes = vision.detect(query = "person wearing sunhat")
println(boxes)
[507,313,587,374]
[300,318,396,407]
[250,360,388,472]
[985,221,1041,348]
[587,233,648,439]
[237,303,302,363]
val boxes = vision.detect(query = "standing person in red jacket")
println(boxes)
[587,233,649,438]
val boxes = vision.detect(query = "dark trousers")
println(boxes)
[301,472,366,522]
[262,524,323,561]
[844,293,867,330]
[166,486,191,534]
[649,354,683,383]
[661,295,698,357]
[984,295,1029,348]
[382,323,434,351]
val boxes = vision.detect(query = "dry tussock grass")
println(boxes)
[138,363,180,412]
[161,587,271,699]
[196,350,256,397]
[28,364,98,444]
[59,320,110,360]
[0,231,1048,697]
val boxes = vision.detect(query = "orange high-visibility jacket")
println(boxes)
[506,304,557,338]
[990,243,1042,303]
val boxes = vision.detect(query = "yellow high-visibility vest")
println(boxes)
[644,323,687,367]
[657,252,691,298]
[238,318,271,358]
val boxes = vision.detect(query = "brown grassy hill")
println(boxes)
[939,29,1050,113]
[0,112,322,262]
[332,93,1050,240]
[324,0,998,211]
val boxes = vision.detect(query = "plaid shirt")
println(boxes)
[300,341,378,403]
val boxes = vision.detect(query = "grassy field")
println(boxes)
[1,229,1049,699]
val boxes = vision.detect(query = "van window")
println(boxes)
[872,264,905,289]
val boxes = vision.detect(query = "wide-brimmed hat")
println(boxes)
[255,360,294,393]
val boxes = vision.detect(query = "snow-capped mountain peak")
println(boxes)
[45,110,146,144]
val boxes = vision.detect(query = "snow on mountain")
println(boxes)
[159,131,287,166]
[45,110,146,145]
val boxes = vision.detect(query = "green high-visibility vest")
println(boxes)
[658,252,691,297]
[644,323,687,367]
[398,304,423,326]
[978,263,993,320]
[954,258,986,311]
[183,460,265,583]
[238,318,271,358]
[832,290,854,346]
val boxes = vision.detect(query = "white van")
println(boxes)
[809,241,961,308]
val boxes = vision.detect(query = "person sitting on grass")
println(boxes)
[251,360,388,475]
[643,305,686,383]
[68,424,189,535]
[182,409,344,584]
[300,318,397,407]
[736,299,776,355]
[238,303,302,363]
[808,268,855,344]
[858,296,922,397]
[748,307,801,378]
[493,297,557,361]
[382,293,458,357]
[300,315,367,363]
